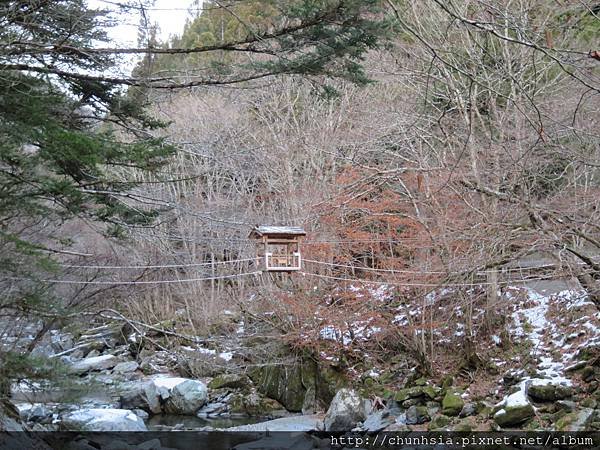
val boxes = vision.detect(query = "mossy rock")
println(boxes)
[555,408,595,431]
[249,363,306,412]
[442,391,464,416]
[402,398,421,408]
[580,397,597,408]
[524,419,542,431]
[249,355,345,412]
[428,414,450,430]
[528,383,572,402]
[405,405,430,425]
[413,377,427,386]
[394,385,438,403]
[228,390,285,416]
[208,373,249,390]
[494,403,535,428]
[580,366,595,382]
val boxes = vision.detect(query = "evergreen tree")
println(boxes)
[0,0,172,397]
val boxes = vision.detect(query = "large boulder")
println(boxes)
[249,356,345,412]
[493,388,535,428]
[249,363,310,412]
[60,408,147,431]
[324,389,367,431]
[119,380,162,414]
[161,379,208,415]
[70,355,118,374]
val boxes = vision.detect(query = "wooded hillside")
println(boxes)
[1,0,599,437]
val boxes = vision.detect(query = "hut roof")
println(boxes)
[249,226,306,238]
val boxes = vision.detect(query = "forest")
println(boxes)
[0,0,599,447]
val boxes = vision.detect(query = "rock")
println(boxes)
[503,369,527,386]
[112,361,139,374]
[78,323,129,348]
[51,332,74,353]
[0,401,53,449]
[249,356,345,413]
[132,409,149,420]
[453,417,475,432]
[139,351,178,375]
[323,389,367,431]
[196,402,227,417]
[405,405,430,425]
[228,390,285,416]
[459,402,477,418]
[1,401,26,432]
[580,366,595,382]
[17,403,52,424]
[383,422,410,431]
[301,386,316,415]
[208,373,249,390]
[119,381,162,414]
[60,408,147,431]
[428,414,451,430]
[556,400,577,412]
[555,408,595,431]
[442,391,464,416]
[70,355,118,374]
[393,385,438,403]
[493,387,535,427]
[527,381,572,402]
[162,379,208,415]
[387,400,403,416]
[580,397,597,408]
[363,409,394,432]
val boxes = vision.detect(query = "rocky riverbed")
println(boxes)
[5,282,600,437]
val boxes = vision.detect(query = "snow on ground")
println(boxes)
[496,381,530,410]
[319,318,382,346]
[181,345,235,361]
[495,285,599,407]
[424,288,453,305]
